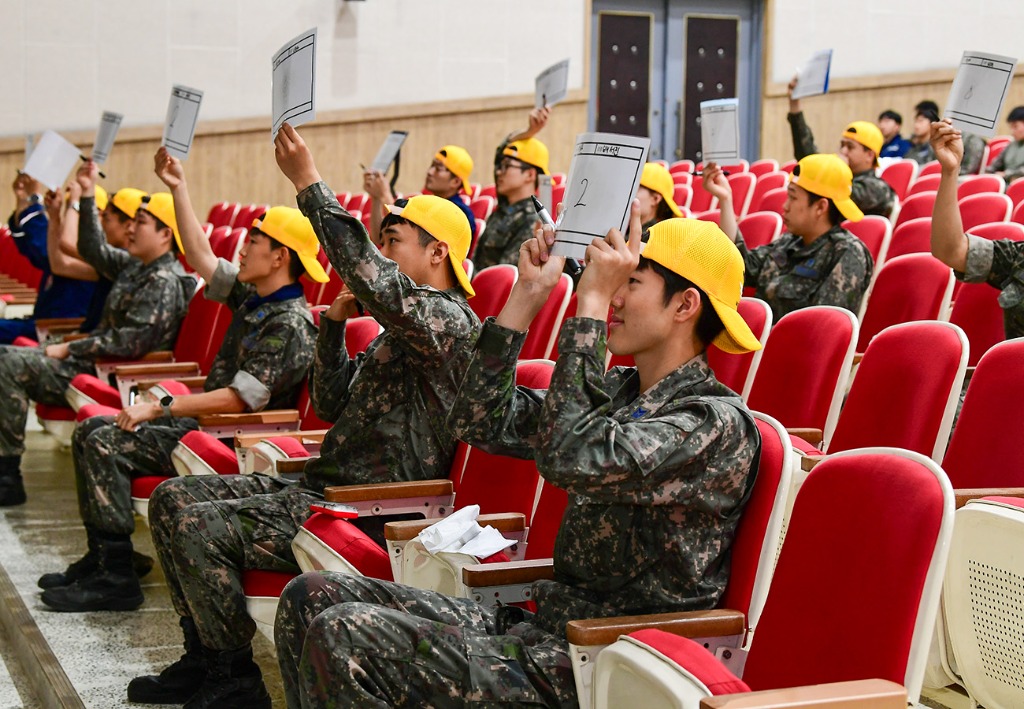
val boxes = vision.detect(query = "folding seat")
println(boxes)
[842,215,892,279]
[907,173,941,196]
[469,195,496,221]
[705,298,772,400]
[551,173,567,187]
[467,264,517,321]
[965,220,1024,243]
[893,191,936,229]
[959,192,1013,230]
[551,183,566,216]
[518,273,573,360]
[696,160,749,174]
[671,172,692,186]
[856,253,954,352]
[230,204,268,230]
[957,173,1005,199]
[985,135,1012,168]
[794,321,967,463]
[693,210,720,226]
[210,226,246,264]
[478,183,497,200]
[736,212,782,249]
[204,202,240,229]
[1014,200,1024,226]
[886,216,932,259]
[333,191,351,208]
[672,184,692,212]
[755,187,787,217]
[778,160,797,174]
[688,176,717,213]
[746,306,857,442]
[948,284,1005,368]
[1005,177,1024,207]
[917,160,943,178]
[668,160,695,176]
[344,193,370,215]
[725,173,756,218]
[747,171,787,214]
[583,447,953,708]
[747,159,779,178]
[879,159,918,201]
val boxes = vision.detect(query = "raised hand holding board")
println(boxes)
[369,131,409,173]
[791,49,833,100]
[23,130,81,191]
[700,99,740,162]
[946,51,1018,138]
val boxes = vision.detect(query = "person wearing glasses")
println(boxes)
[363,145,477,244]
[472,107,552,271]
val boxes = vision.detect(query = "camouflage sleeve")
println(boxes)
[959,234,1024,288]
[809,241,873,312]
[787,111,818,160]
[986,150,1005,174]
[205,258,250,310]
[65,271,189,360]
[232,315,316,412]
[309,316,360,423]
[850,176,895,218]
[447,318,545,459]
[960,134,985,176]
[76,196,132,281]
[1004,168,1024,183]
[296,181,477,364]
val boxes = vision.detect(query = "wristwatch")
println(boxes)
[160,395,174,418]
[69,200,81,212]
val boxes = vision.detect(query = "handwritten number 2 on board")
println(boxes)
[574,178,589,207]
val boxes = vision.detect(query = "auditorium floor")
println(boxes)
[0,424,970,708]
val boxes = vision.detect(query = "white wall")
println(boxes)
[771,0,1024,84]
[0,0,586,137]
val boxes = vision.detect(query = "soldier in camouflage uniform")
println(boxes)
[125,123,480,709]
[472,107,551,270]
[274,212,763,708]
[903,106,939,166]
[985,106,1024,184]
[787,79,895,218]
[38,148,322,619]
[703,156,873,321]
[910,100,986,175]
[0,163,193,506]
[932,120,1024,339]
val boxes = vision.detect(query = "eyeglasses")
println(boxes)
[496,160,531,173]
[428,161,451,173]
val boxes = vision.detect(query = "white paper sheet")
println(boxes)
[162,85,204,160]
[538,174,553,214]
[369,131,409,173]
[552,132,650,261]
[946,51,1019,138]
[92,111,123,164]
[23,130,81,191]
[415,505,516,558]
[272,28,318,139]
[791,49,833,100]
[700,98,741,162]
[536,58,570,108]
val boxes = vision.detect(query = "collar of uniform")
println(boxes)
[242,281,305,311]
[785,223,844,256]
[621,353,713,421]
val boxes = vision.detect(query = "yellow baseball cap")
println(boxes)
[502,138,549,175]
[252,207,329,283]
[385,194,475,298]
[640,162,682,217]
[791,154,864,222]
[435,145,474,195]
[842,121,884,166]
[139,192,183,253]
[73,185,108,211]
[641,218,761,354]
[110,188,147,218]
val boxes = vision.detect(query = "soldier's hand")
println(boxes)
[527,106,551,137]
[44,342,70,360]
[787,74,801,113]
[75,161,98,197]
[930,119,964,173]
[576,199,643,313]
[274,123,323,193]
[516,221,563,296]
[154,147,186,189]
[66,180,82,202]
[115,401,161,431]
[44,190,62,219]
[363,170,392,202]
[323,287,360,322]
[701,163,732,203]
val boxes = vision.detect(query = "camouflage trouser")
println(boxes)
[0,345,92,456]
[71,415,199,535]
[147,474,321,649]
[274,573,577,709]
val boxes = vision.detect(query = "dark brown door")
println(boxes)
[596,12,651,137]
[681,15,738,161]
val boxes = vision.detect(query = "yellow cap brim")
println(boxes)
[664,195,682,218]
[449,252,475,298]
[833,196,864,222]
[708,293,762,354]
[298,251,330,283]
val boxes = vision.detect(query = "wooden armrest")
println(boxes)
[700,679,905,708]
[95,351,174,366]
[324,479,454,503]
[384,513,526,542]
[234,429,330,449]
[137,376,208,392]
[114,361,201,377]
[852,352,863,366]
[955,487,1024,509]
[197,410,300,427]
[63,332,89,342]
[274,458,313,474]
[35,317,86,328]
[566,608,746,647]
[786,428,823,447]
[801,455,826,472]
[462,558,555,587]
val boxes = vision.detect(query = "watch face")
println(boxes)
[160,395,174,406]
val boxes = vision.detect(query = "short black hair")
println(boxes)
[256,232,304,281]
[379,199,460,283]
[635,255,725,349]
[106,193,132,223]
[878,109,902,124]
[147,213,180,253]
[916,107,940,123]
[1008,106,1024,123]
[801,188,844,227]
[654,198,676,222]
[915,100,940,116]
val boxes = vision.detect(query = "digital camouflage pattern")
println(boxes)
[735,224,874,320]
[903,140,936,166]
[960,233,1024,339]
[788,111,896,218]
[72,261,314,537]
[472,197,538,271]
[274,317,759,708]
[986,139,1024,183]
[962,132,987,176]
[148,182,478,650]
[275,573,576,709]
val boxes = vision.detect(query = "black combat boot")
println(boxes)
[183,643,271,709]
[39,533,144,611]
[127,616,207,703]
[38,526,155,589]
[0,455,26,506]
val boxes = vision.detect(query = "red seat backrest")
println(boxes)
[917,161,942,177]
[857,253,952,352]
[880,161,917,201]
[748,159,779,178]
[547,293,578,361]
[706,298,771,397]
[888,217,932,259]
[726,173,756,217]
[959,192,1013,231]
[205,202,240,229]
[757,187,788,217]
[986,136,1011,167]
[689,175,716,213]
[175,282,230,372]
[468,264,517,322]
[231,204,267,230]
[524,481,569,560]
[957,174,1004,200]
[520,274,572,361]
[894,191,936,229]
[948,283,1005,367]
[842,215,891,265]
[749,172,788,214]
[907,174,941,196]
[470,196,496,221]
[738,212,782,250]
[1005,178,1024,207]
[968,221,1024,242]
